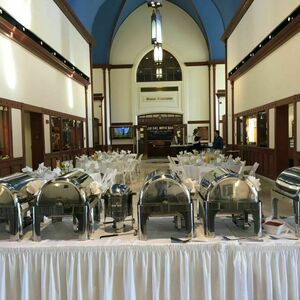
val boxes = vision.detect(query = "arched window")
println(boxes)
[137,50,182,82]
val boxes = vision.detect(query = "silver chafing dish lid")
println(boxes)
[274,167,300,197]
[139,169,191,204]
[37,170,92,205]
[199,167,258,202]
[0,173,35,204]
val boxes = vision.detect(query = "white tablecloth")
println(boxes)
[183,165,215,181]
[0,237,300,300]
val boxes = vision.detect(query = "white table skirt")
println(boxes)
[0,238,300,300]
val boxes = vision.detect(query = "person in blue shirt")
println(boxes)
[213,130,224,150]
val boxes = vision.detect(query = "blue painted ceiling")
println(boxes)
[68,0,242,64]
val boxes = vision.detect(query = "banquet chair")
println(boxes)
[136,154,143,174]
[242,162,260,177]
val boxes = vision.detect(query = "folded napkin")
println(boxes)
[26,180,47,195]
[90,181,102,195]
[53,167,61,176]
[247,176,261,191]
[22,166,33,173]
[183,178,197,193]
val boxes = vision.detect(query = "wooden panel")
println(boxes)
[0,157,25,177]
[44,148,87,169]
[236,145,276,179]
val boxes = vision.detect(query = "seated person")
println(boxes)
[192,133,202,151]
[212,130,224,150]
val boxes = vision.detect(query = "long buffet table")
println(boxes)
[0,218,300,300]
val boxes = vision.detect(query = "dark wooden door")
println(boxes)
[275,105,288,175]
[30,112,44,169]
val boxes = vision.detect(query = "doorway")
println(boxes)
[24,112,44,169]
[275,105,289,175]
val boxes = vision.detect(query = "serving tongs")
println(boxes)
[99,229,137,239]
[269,235,299,240]
[222,235,264,242]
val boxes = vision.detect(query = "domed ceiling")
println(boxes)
[68,0,242,64]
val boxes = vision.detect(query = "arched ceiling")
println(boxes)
[68,0,242,64]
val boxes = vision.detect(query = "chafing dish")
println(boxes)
[199,167,262,237]
[103,184,135,232]
[32,170,100,241]
[138,170,194,240]
[272,167,300,236]
[0,173,35,240]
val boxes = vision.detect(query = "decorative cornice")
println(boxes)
[0,7,90,87]
[53,0,95,46]
[221,0,254,41]
[228,6,300,82]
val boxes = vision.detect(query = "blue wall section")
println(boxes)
[68,0,242,64]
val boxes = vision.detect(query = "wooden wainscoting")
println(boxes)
[111,144,134,152]
[236,146,276,179]
[44,149,87,169]
[0,157,25,177]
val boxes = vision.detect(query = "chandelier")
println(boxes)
[148,0,163,64]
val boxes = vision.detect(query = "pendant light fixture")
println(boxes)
[153,44,163,64]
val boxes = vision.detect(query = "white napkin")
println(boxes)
[183,178,197,193]
[53,167,61,176]
[90,181,102,195]
[216,157,221,164]
[22,166,33,173]
[247,175,261,191]
[235,156,241,163]
[26,180,47,195]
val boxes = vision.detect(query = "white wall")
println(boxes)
[11,108,22,158]
[227,0,299,71]
[93,69,104,94]
[43,114,51,154]
[0,0,91,75]
[0,34,86,118]
[110,69,132,123]
[24,112,32,166]
[186,67,209,121]
[234,32,300,113]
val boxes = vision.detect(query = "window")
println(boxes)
[51,117,61,152]
[288,103,294,148]
[237,116,244,145]
[258,111,268,147]
[0,105,10,158]
[137,50,182,82]
[245,115,257,145]
[62,119,76,150]
[76,120,84,149]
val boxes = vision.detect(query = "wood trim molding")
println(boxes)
[0,9,90,87]
[216,89,226,98]
[187,120,210,124]
[0,97,86,121]
[231,81,235,146]
[184,60,225,67]
[234,94,300,117]
[221,0,254,41]
[111,122,133,126]
[94,93,104,101]
[93,64,133,69]
[53,0,95,46]
[228,7,300,82]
